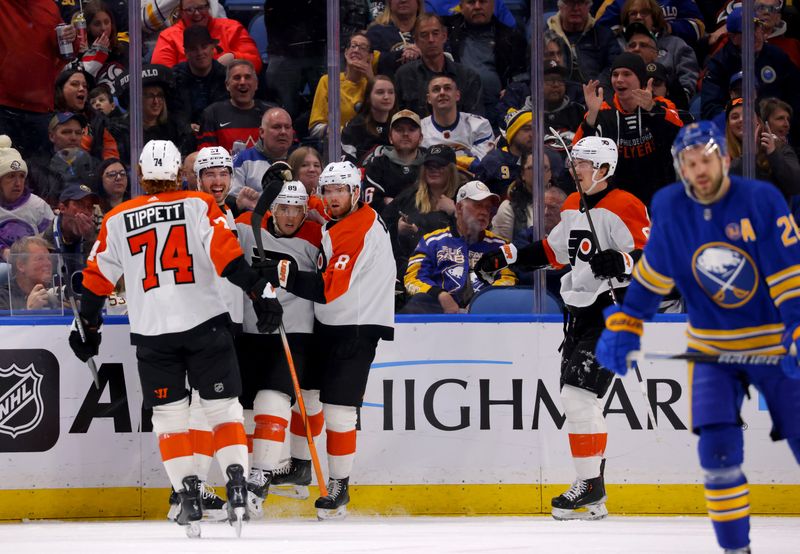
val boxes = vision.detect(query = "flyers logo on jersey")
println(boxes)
[691,242,759,309]
[567,230,596,266]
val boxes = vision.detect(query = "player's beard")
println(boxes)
[695,171,725,204]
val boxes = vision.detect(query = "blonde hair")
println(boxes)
[414,164,459,214]
[374,0,420,25]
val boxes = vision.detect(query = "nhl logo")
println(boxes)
[0,363,44,439]
[214,382,224,393]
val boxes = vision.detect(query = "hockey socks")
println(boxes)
[561,385,608,479]
[324,404,358,479]
[705,469,750,550]
[159,432,196,492]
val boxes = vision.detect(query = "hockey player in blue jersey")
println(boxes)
[596,121,800,554]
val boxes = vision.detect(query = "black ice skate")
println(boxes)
[724,548,751,554]
[315,477,350,521]
[551,473,608,521]
[271,457,312,499]
[176,476,203,538]
[224,464,249,537]
[245,467,273,519]
[199,481,228,522]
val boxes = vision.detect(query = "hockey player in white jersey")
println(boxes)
[475,137,650,520]
[234,180,323,517]
[68,140,283,537]
[258,161,396,519]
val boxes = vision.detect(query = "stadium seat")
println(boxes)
[468,286,563,314]
[247,13,268,66]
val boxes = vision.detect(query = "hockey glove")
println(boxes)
[780,325,800,379]
[263,160,293,184]
[68,316,102,363]
[589,249,634,280]
[595,305,643,376]
[475,243,518,284]
[253,259,295,290]
[249,279,283,334]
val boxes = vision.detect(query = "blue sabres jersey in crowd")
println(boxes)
[633,176,800,354]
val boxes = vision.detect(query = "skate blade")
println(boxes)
[551,502,608,521]
[201,508,229,523]
[270,485,310,500]
[316,505,347,521]
[231,506,246,537]
[185,522,201,539]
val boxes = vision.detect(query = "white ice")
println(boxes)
[2,516,799,553]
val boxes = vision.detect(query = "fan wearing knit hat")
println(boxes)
[0,135,55,262]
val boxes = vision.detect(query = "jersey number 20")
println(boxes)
[128,225,195,291]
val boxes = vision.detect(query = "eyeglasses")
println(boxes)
[143,93,165,101]
[105,170,127,179]
[183,4,210,14]
[348,43,370,53]
[755,3,782,15]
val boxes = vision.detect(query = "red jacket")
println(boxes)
[0,1,67,113]
[151,18,262,73]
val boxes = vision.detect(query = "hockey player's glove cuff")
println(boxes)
[68,317,102,363]
[589,249,633,280]
[780,324,800,379]
[249,279,283,334]
[596,306,641,376]
[475,243,517,284]
[254,259,295,290]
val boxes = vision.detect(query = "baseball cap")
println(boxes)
[727,6,763,33]
[390,109,421,128]
[48,112,88,131]
[543,60,569,78]
[59,183,98,203]
[645,62,668,84]
[456,180,500,205]
[624,22,658,44]
[184,25,219,49]
[424,144,456,167]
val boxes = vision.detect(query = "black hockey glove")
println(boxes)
[589,249,634,280]
[475,244,518,284]
[249,279,283,334]
[263,160,292,183]
[252,259,296,290]
[69,316,102,362]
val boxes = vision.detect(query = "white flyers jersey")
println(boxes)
[420,111,495,160]
[218,207,244,325]
[82,191,244,340]
[316,203,395,339]
[235,212,322,334]
[543,188,650,308]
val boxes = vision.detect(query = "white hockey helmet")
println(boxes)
[570,136,618,192]
[318,161,361,195]
[139,140,182,181]
[194,146,233,181]
[271,181,309,211]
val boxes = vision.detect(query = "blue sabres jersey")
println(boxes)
[633,176,800,354]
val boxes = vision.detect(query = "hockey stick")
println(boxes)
[627,347,794,367]
[60,263,100,389]
[549,128,658,429]
[250,187,328,499]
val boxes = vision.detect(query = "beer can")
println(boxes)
[73,12,88,53]
[56,24,74,58]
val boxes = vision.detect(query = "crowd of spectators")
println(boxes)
[3,0,800,314]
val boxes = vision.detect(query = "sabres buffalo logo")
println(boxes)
[0,363,44,439]
[692,242,758,308]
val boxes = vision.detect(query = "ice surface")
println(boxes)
[1,516,798,553]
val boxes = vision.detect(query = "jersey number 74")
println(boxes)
[128,225,195,291]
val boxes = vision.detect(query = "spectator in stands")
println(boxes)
[142,71,195,155]
[426,0,518,28]
[575,52,684,206]
[543,60,586,141]
[394,13,484,117]
[151,0,263,72]
[230,107,294,207]
[287,146,328,224]
[0,136,54,264]
[94,158,129,214]
[594,0,706,47]
[619,1,699,106]
[83,1,129,88]
[309,32,374,139]
[182,151,199,191]
[420,75,495,173]
[0,1,73,159]
[701,6,800,141]
[403,180,516,313]
[443,0,528,127]
[760,96,793,147]
[173,26,229,130]
[27,113,97,207]
[363,109,426,212]
[88,85,129,163]
[757,0,800,69]
[0,236,61,313]
[546,0,622,87]
[726,97,800,202]
[383,144,460,277]
[475,108,532,195]
[89,86,114,117]
[342,75,398,165]
[197,60,271,152]
[43,183,99,285]
[368,0,422,77]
